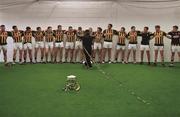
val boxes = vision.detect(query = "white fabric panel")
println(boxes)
[0,1,180,62]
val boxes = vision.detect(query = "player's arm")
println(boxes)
[20,30,24,37]
[62,30,66,46]
[101,35,104,46]
[149,32,154,40]
[166,32,172,39]
[74,35,76,48]
[103,30,106,38]
[91,32,96,38]
[137,31,141,36]
[74,30,77,47]
[7,31,14,42]
[127,32,130,40]
[7,31,12,37]
[32,31,35,38]
[42,31,45,46]
[77,31,84,40]
[124,32,128,40]
[64,31,68,45]
[32,31,36,44]
[113,30,118,35]
[22,31,25,43]
[163,31,170,39]
[52,31,55,47]
[150,32,155,39]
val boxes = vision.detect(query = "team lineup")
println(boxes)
[0,24,180,67]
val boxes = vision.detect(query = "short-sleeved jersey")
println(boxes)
[139,32,153,45]
[65,30,76,42]
[153,31,166,46]
[23,31,33,43]
[45,31,54,42]
[76,31,84,41]
[94,32,103,43]
[127,31,141,44]
[53,30,64,42]
[103,29,118,42]
[168,31,180,46]
[33,31,44,42]
[11,30,24,43]
[117,31,127,45]
[0,31,11,45]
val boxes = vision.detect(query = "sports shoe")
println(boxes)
[161,63,165,67]
[113,60,117,63]
[34,60,37,64]
[19,61,23,65]
[169,63,174,67]
[153,62,157,66]
[125,61,128,64]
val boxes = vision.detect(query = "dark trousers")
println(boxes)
[83,47,92,67]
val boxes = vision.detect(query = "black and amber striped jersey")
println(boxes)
[53,30,64,42]
[11,31,24,43]
[118,32,127,45]
[153,31,166,46]
[128,31,140,44]
[103,29,118,42]
[33,31,44,42]
[23,31,33,43]
[0,31,11,45]
[45,31,54,42]
[65,31,76,42]
[168,31,180,46]
[76,31,84,41]
[94,32,103,43]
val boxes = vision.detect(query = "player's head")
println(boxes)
[36,27,41,31]
[121,27,125,32]
[26,26,31,32]
[47,26,52,32]
[155,25,160,32]
[84,29,90,36]
[131,26,136,31]
[108,24,113,29]
[144,26,149,32]
[173,25,178,32]
[12,25,18,32]
[78,27,82,31]
[68,26,73,31]
[0,25,5,31]
[57,25,62,30]
[97,27,102,33]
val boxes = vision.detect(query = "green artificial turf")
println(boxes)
[0,63,180,117]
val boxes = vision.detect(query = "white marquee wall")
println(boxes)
[0,1,180,62]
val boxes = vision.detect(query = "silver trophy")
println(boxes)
[63,75,80,92]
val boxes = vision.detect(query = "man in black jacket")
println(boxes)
[81,30,94,68]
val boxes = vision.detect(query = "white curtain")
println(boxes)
[0,0,180,62]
